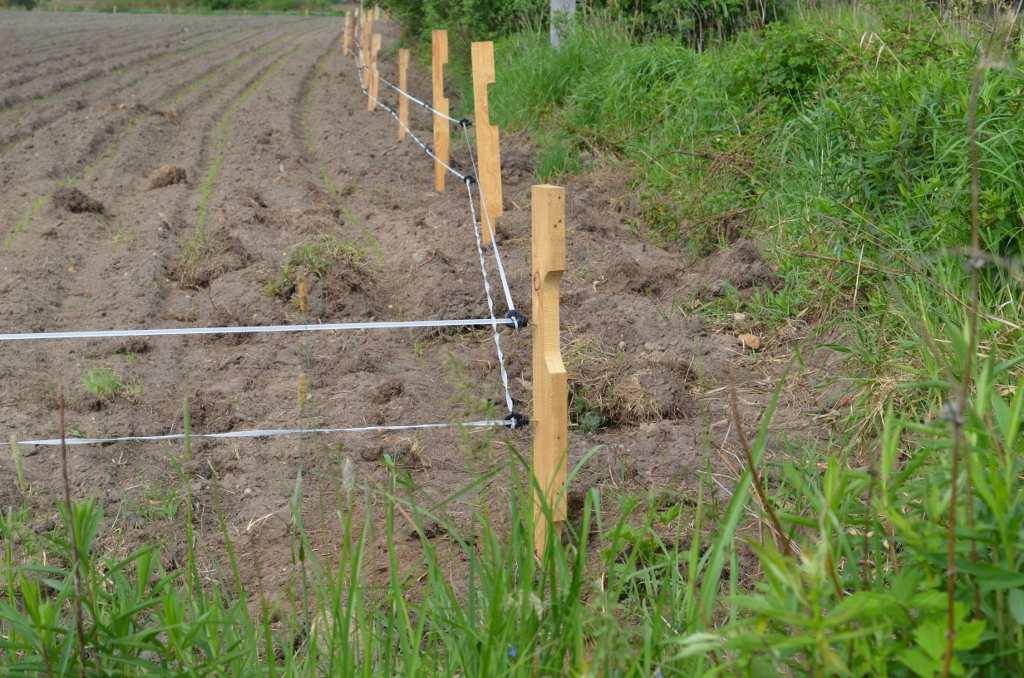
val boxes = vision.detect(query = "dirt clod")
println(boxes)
[53,187,105,214]
[148,164,187,189]
[738,333,762,350]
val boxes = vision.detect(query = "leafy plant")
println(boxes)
[264,234,366,300]
[81,368,125,400]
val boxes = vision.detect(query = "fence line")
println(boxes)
[356,61,468,181]
[355,45,517,316]
[2,14,534,451]
[461,124,516,313]
[378,70,467,126]
[352,37,528,419]
[464,176,515,414]
[353,38,520,416]
[344,7,569,557]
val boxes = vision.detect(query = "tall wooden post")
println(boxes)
[360,13,372,70]
[471,42,503,247]
[342,13,354,57]
[398,48,410,140]
[367,33,381,112]
[431,30,450,193]
[531,185,568,557]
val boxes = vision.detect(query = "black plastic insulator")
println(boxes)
[458,118,473,128]
[506,309,528,330]
[505,412,530,430]
[464,175,478,185]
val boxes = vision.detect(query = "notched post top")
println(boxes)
[471,41,504,246]
[531,184,568,558]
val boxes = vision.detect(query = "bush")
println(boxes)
[593,0,793,48]
[379,0,545,42]
[9,0,38,9]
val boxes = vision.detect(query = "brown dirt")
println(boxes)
[0,12,835,601]
[148,164,188,189]
[53,186,105,214]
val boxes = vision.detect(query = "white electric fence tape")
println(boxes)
[463,179,515,413]
[378,71,464,125]
[0,317,515,343]
[4,419,511,448]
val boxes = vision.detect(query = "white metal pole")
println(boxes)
[550,0,576,48]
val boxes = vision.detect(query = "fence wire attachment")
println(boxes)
[505,411,530,430]
[506,309,528,330]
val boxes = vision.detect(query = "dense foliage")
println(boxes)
[376,0,794,48]
[3,0,39,10]
[375,0,546,43]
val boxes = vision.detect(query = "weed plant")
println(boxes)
[80,367,126,400]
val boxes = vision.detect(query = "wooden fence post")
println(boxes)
[367,33,381,112]
[360,12,372,67]
[342,13,353,57]
[531,184,568,558]
[398,48,410,140]
[432,30,450,193]
[471,41,503,247]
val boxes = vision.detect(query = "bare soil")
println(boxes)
[0,12,838,599]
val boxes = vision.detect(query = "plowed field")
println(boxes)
[0,11,818,594]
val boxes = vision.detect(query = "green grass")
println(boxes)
[2,360,1021,674]
[80,367,126,400]
[487,2,1023,415]
[264,234,367,300]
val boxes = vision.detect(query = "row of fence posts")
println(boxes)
[341,6,568,557]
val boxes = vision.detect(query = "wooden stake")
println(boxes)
[531,184,568,558]
[367,33,381,112]
[431,30,450,193]
[342,13,354,57]
[374,5,381,20]
[360,12,372,72]
[398,49,410,140]
[471,41,503,247]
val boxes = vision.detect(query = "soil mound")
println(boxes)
[53,187,105,214]
[148,164,187,189]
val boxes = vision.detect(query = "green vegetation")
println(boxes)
[81,367,128,400]
[485,2,1023,421]
[4,370,1021,674]
[264,234,367,300]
